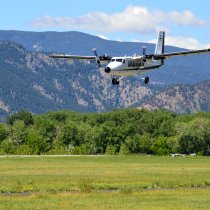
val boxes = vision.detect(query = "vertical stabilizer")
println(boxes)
[154,31,165,55]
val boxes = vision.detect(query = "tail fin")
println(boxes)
[154,31,165,55]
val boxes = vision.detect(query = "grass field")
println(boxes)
[0,155,210,209]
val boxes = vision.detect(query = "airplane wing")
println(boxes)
[49,54,96,60]
[152,48,210,60]
[49,54,112,67]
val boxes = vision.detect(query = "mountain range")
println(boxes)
[0,30,210,120]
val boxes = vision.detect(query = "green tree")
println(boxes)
[119,143,129,155]
[105,144,117,155]
[6,110,34,126]
[46,111,69,123]
[0,139,15,154]
[175,118,210,154]
[166,137,179,154]
[125,135,141,153]
[56,121,79,147]
[92,122,114,154]
[150,136,170,155]
[35,117,57,148]
[71,144,92,155]
[139,133,153,153]
[25,130,48,154]
[0,124,7,142]
[10,120,27,145]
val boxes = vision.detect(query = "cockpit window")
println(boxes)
[111,58,124,62]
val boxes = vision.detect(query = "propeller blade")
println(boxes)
[142,46,146,56]
[92,48,98,57]
[92,48,101,67]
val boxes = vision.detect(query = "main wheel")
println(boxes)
[144,76,149,84]
[112,78,120,85]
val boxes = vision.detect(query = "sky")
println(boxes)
[0,0,210,49]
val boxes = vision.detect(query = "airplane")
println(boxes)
[49,31,210,85]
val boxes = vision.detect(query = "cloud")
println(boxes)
[149,36,210,50]
[32,5,208,35]
[154,10,206,27]
[32,6,157,34]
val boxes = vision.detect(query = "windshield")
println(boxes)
[111,58,123,62]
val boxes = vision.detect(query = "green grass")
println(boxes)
[1,188,210,210]
[0,155,210,209]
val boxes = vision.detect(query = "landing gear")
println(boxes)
[112,78,120,85]
[144,76,149,84]
[112,76,124,85]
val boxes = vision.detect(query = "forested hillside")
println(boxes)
[0,109,210,155]
[0,31,210,118]
[137,80,210,114]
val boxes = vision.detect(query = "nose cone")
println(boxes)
[104,67,111,73]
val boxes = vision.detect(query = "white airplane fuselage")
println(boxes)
[104,56,162,76]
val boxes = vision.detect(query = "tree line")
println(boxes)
[0,109,210,155]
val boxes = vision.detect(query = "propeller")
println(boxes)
[92,48,112,67]
[142,46,147,63]
[92,48,101,67]
[142,46,146,56]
